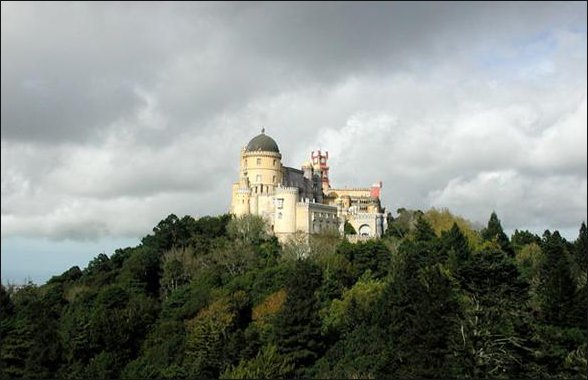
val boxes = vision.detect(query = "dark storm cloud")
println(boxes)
[8,1,582,142]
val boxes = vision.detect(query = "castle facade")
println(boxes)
[231,130,386,242]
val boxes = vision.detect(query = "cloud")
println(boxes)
[1,1,586,250]
[427,170,587,232]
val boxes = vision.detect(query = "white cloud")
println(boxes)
[1,2,586,248]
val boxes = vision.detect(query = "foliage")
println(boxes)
[227,214,270,245]
[273,260,324,372]
[481,211,514,256]
[384,208,423,238]
[424,207,481,248]
[321,271,385,336]
[1,212,586,379]
[220,344,294,379]
[343,220,356,235]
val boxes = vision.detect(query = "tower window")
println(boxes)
[272,175,276,183]
[257,158,261,165]
[273,159,276,166]
[276,198,284,209]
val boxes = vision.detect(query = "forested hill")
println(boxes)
[1,209,586,379]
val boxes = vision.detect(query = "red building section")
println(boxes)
[371,181,383,198]
[311,150,330,189]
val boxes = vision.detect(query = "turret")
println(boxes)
[242,129,283,194]
[311,149,330,192]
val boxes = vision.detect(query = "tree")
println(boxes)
[573,222,587,272]
[343,220,356,235]
[118,246,161,296]
[336,240,391,280]
[321,271,385,336]
[414,216,437,242]
[273,260,324,371]
[220,344,294,379]
[451,248,531,377]
[227,214,270,246]
[281,231,310,261]
[538,231,578,327]
[481,211,514,256]
[441,222,471,263]
[375,242,460,378]
[511,229,541,252]
[424,208,481,248]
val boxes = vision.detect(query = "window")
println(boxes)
[245,159,247,166]
[272,175,276,183]
[359,224,371,236]
[277,212,283,219]
[257,158,261,165]
[276,198,284,209]
[256,174,262,182]
[273,159,276,166]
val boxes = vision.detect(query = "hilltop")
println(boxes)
[1,209,586,379]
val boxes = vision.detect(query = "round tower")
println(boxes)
[273,186,298,239]
[242,129,283,194]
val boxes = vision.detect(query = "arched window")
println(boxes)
[358,224,371,236]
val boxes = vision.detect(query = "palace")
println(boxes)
[230,130,386,242]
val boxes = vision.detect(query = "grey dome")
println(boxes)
[245,132,280,153]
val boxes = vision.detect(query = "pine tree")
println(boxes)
[375,242,459,378]
[441,222,471,262]
[573,222,587,271]
[482,211,514,256]
[273,260,324,371]
[539,231,577,326]
[414,216,437,242]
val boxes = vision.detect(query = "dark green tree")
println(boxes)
[482,211,514,256]
[573,222,587,271]
[336,240,391,280]
[343,220,356,235]
[375,242,459,378]
[441,223,471,270]
[273,260,324,371]
[511,229,541,252]
[538,231,577,327]
[414,216,437,242]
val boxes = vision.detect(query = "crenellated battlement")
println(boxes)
[274,186,299,195]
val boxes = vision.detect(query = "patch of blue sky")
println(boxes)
[1,236,139,285]
[476,29,558,73]
[473,26,587,84]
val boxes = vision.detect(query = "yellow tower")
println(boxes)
[241,129,283,195]
[231,129,283,216]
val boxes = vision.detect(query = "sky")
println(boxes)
[1,1,587,284]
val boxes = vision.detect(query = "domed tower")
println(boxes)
[240,129,283,196]
[232,129,285,216]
